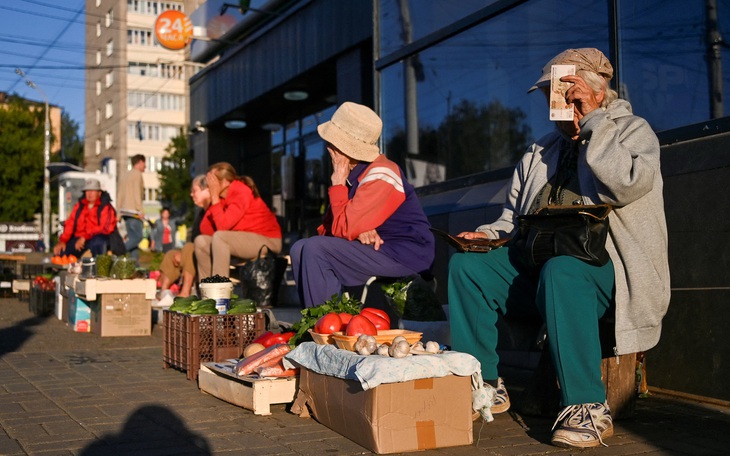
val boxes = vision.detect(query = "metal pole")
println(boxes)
[42,99,51,250]
[706,0,723,118]
[15,68,51,250]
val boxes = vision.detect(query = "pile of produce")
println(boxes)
[32,275,55,291]
[168,296,218,315]
[50,254,78,265]
[290,293,361,345]
[95,254,113,277]
[235,344,298,378]
[200,274,232,283]
[110,256,137,279]
[227,298,257,315]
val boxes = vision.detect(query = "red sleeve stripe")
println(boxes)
[360,166,404,193]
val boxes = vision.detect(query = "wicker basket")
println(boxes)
[332,329,422,351]
[162,310,266,380]
[308,329,335,345]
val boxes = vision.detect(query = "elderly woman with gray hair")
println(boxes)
[448,49,670,448]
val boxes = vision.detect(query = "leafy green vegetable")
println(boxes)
[382,276,446,321]
[290,293,361,346]
[382,280,410,316]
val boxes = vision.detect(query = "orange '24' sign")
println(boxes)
[154,10,193,50]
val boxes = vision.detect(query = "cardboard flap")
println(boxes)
[291,389,312,418]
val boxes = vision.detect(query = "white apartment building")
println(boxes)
[84,0,196,218]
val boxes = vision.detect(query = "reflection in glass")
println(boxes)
[380,0,608,184]
[378,0,500,56]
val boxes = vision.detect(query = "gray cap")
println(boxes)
[82,179,102,191]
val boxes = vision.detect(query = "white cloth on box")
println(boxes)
[284,342,495,421]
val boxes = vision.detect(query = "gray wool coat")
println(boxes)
[476,99,671,355]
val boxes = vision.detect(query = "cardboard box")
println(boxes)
[198,361,298,415]
[74,277,155,300]
[296,369,473,454]
[67,290,91,333]
[90,293,151,337]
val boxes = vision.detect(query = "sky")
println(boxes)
[0,0,86,135]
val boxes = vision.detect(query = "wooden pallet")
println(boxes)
[198,361,298,416]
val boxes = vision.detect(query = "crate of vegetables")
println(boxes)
[162,306,266,380]
[29,275,56,317]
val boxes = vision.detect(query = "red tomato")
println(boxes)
[360,312,390,330]
[361,308,391,326]
[314,313,343,335]
[338,312,353,325]
[345,315,377,337]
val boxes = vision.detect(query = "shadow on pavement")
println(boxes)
[0,314,49,357]
[79,404,211,455]
[514,394,730,454]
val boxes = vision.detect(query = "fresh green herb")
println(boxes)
[290,293,361,346]
[381,279,410,316]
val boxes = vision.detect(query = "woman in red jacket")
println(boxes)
[194,162,282,279]
[54,179,117,257]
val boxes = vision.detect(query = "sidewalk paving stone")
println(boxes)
[2,297,730,455]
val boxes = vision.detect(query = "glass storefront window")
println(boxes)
[617,0,720,131]
[379,0,730,185]
[378,0,500,56]
[379,0,608,184]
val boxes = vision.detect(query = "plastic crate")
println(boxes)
[21,263,46,280]
[29,285,55,317]
[162,310,266,380]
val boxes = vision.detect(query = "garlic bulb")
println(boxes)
[389,340,410,358]
[355,334,378,355]
[425,341,440,353]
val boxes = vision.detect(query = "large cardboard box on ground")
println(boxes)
[198,361,298,415]
[90,293,151,337]
[296,368,473,454]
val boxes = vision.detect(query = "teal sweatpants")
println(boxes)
[448,246,615,406]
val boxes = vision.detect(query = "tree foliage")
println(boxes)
[158,131,193,225]
[58,112,84,166]
[0,96,44,221]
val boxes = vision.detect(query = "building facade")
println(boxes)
[84,0,201,218]
[187,0,730,402]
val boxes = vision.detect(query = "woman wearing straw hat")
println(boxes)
[290,101,435,308]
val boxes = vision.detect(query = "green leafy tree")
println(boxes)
[158,130,193,225]
[58,112,84,166]
[0,96,44,221]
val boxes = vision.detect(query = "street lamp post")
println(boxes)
[15,68,51,251]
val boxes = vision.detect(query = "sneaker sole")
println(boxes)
[551,425,614,449]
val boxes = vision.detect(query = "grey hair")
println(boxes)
[578,69,618,107]
[191,174,207,190]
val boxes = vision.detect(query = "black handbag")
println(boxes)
[239,245,288,307]
[108,226,127,256]
[515,203,612,268]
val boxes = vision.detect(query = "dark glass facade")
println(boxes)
[377,0,730,185]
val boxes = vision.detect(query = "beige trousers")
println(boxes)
[194,231,282,279]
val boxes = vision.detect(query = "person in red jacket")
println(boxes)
[194,162,282,279]
[54,179,117,257]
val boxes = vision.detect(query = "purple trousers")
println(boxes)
[290,236,421,308]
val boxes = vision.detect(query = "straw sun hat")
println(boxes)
[317,102,382,162]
